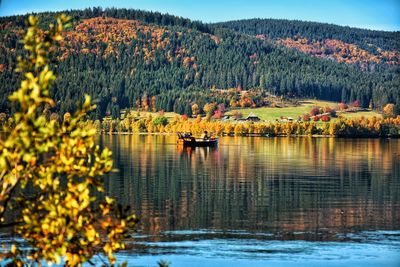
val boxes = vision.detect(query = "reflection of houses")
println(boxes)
[245,112,261,122]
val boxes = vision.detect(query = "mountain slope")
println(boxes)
[0,8,399,118]
[216,19,400,70]
[216,18,400,51]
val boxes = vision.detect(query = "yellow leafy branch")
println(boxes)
[0,15,136,266]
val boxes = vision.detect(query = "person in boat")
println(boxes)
[200,131,209,140]
[185,132,195,141]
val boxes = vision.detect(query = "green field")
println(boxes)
[338,111,382,119]
[125,99,382,122]
[225,99,381,121]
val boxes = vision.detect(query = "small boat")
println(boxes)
[177,133,218,147]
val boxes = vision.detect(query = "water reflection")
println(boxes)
[102,135,400,241]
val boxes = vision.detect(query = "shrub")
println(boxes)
[153,116,168,126]
[302,114,311,121]
[321,115,331,122]
[310,107,320,116]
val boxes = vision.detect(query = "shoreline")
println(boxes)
[100,132,399,138]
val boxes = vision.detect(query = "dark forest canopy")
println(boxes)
[0,7,399,118]
[215,18,400,51]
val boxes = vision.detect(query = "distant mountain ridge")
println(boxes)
[216,18,400,51]
[216,18,400,69]
[0,8,398,118]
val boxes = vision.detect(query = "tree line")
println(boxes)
[62,114,400,138]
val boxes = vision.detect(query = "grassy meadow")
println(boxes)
[225,99,381,121]
[122,99,382,124]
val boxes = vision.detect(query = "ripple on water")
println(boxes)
[115,230,400,267]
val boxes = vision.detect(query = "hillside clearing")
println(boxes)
[226,99,381,121]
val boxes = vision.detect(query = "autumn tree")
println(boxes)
[0,112,6,126]
[213,110,223,119]
[383,103,394,117]
[213,103,226,119]
[194,115,202,123]
[338,102,348,110]
[310,107,320,116]
[141,93,149,111]
[232,110,243,120]
[191,103,199,116]
[0,15,136,266]
[150,96,157,112]
[203,103,217,116]
[351,100,361,108]
[229,99,238,108]
[217,103,226,114]
[302,114,311,121]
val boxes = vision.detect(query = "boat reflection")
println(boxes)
[177,144,218,159]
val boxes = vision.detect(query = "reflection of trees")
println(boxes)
[102,135,400,240]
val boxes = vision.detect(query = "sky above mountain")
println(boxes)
[0,0,399,31]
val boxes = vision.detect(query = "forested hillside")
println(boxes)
[217,18,400,67]
[0,8,399,118]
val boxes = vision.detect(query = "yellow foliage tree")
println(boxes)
[191,103,199,116]
[0,15,136,266]
[383,103,394,117]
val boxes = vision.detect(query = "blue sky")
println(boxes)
[0,0,399,31]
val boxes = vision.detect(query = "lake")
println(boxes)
[99,135,400,267]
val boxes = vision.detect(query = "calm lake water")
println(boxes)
[99,135,400,267]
